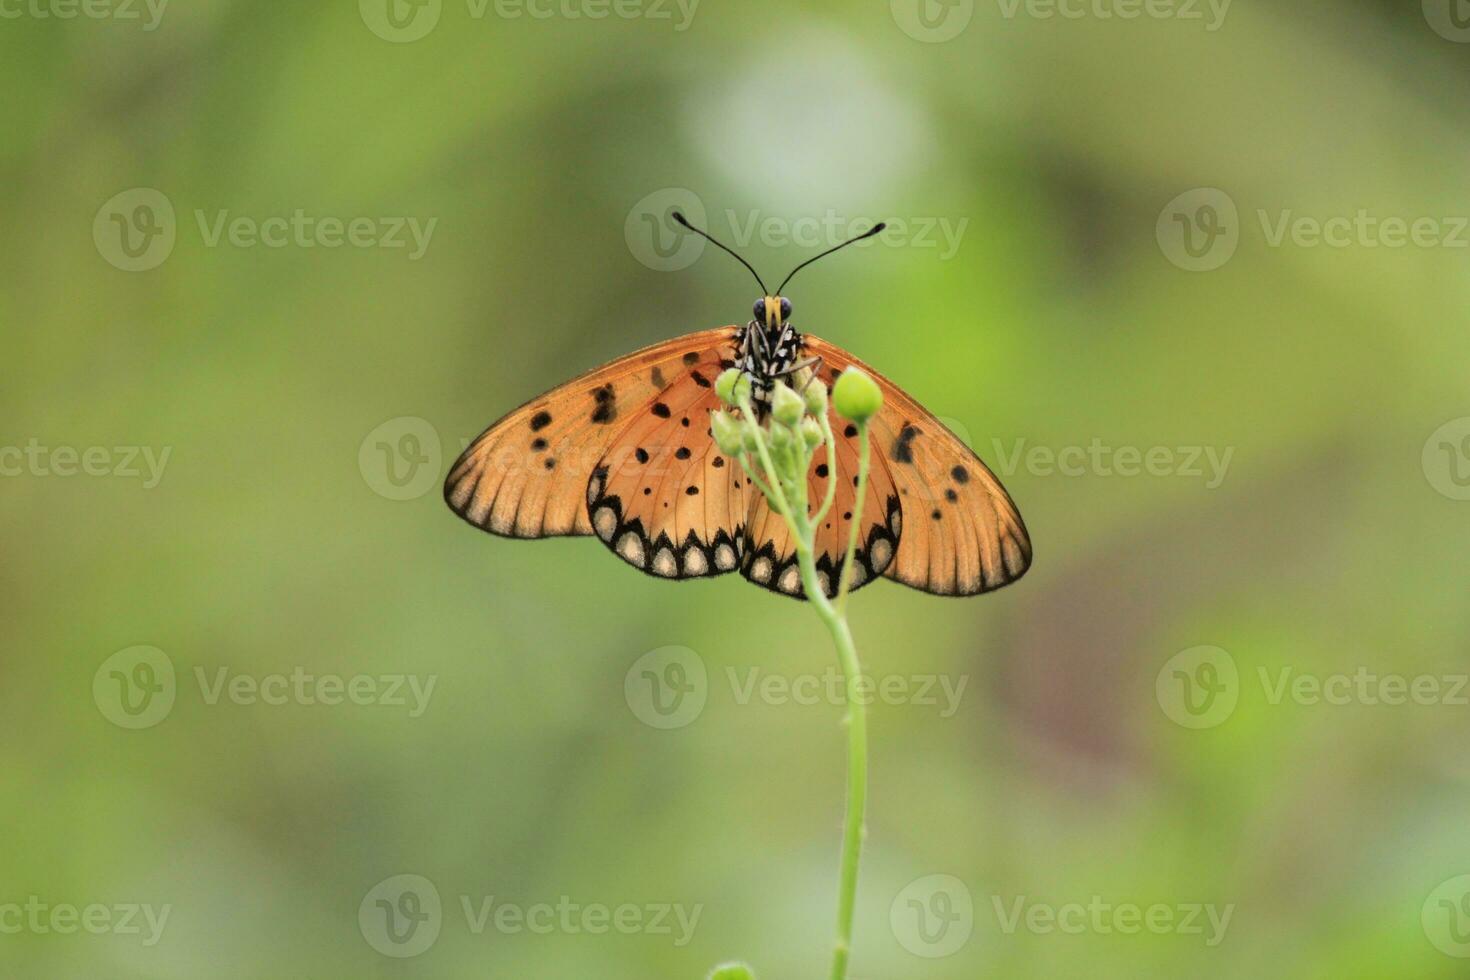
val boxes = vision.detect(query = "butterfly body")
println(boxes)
[445,294,1031,600]
[738,295,804,412]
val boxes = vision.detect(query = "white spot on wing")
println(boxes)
[593,506,618,541]
[652,548,678,577]
[617,531,646,567]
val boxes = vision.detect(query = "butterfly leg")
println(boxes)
[774,355,825,395]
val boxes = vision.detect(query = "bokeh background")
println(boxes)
[5,0,1470,976]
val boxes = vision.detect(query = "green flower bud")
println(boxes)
[803,379,828,416]
[707,963,757,980]
[741,425,762,454]
[715,368,751,406]
[800,416,823,450]
[711,410,744,456]
[769,419,794,451]
[832,366,883,423]
[771,380,804,427]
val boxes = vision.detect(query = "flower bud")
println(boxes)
[707,963,757,980]
[711,410,744,456]
[770,380,804,428]
[803,379,828,416]
[715,368,751,406]
[832,367,883,423]
[741,425,763,454]
[769,419,794,452]
[800,416,823,450]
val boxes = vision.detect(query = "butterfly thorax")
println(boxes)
[737,319,802,413]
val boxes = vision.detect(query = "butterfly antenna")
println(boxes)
[775,221,887,295]
[671,211,768,294]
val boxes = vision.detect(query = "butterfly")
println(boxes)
[444,212,1031,600]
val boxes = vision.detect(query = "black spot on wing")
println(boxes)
[892,424,919,464]
[591,384,617,424]
[530,411,552,431]
[652,402,671,418]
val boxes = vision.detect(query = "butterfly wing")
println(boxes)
[444,327,741,539]
[584,350,750,579]
[802,333,1032,596]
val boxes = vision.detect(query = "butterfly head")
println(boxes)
[755,296,792,329]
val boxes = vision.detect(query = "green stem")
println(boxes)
[729,389,871,980]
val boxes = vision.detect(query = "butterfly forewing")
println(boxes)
[444,327,741,539]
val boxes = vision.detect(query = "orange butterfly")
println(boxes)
[444,214,1031,600]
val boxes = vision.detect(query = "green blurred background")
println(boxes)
[5,0,1470,976]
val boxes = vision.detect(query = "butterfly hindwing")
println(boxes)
[585,351,749,580]
[740,399,902,599]
[803,334,1032,596]
[444,327,741,539]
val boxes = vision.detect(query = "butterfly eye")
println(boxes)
[779,298,791,320]
[753,300,766,322]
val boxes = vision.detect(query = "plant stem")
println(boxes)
[732,392,871,980]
